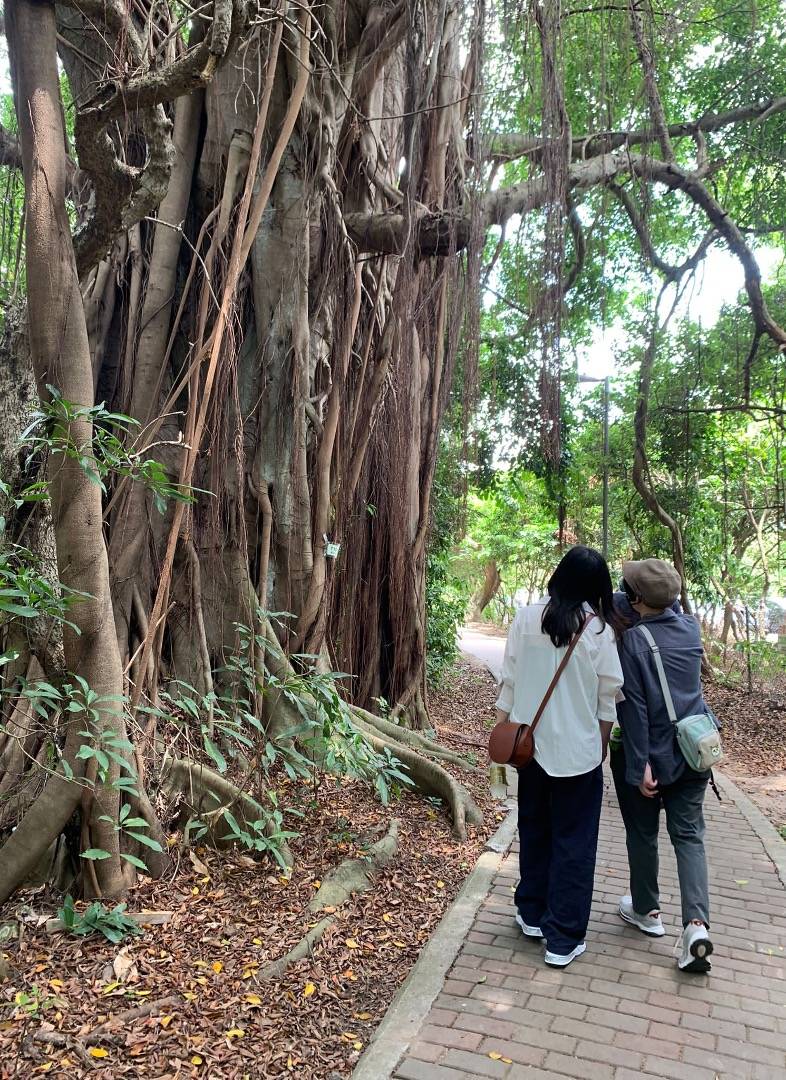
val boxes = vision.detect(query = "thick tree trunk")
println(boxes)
[0,0,152,902]
[471,560,502,620]
[632,316,692,612]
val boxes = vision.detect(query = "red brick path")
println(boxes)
[393,772,786,1079]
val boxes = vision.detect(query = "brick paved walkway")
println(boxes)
[393,771,786,1080]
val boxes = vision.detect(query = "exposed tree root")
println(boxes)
[309,818,399,912]
[257,917,335,982]
[28,994,180,1065]
[259,819,400,982]
[162,758,293,868]
[352,708,476,770]
[347,721,483,841]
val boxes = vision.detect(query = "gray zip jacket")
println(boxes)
[618,609,705,787]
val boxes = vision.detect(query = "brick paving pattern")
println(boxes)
[393,771,786,1079]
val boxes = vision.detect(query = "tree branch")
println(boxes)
[628,0,674,161]
[57,1,250,273]
[486,96,786,163]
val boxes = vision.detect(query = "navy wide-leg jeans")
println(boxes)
[515,759,603,955]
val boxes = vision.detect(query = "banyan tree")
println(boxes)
[0,0,784,898]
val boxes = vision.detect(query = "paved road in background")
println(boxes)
[458,627,506,682]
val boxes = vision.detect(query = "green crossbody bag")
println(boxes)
[638,625,725,773]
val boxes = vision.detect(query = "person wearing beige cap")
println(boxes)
[611,558,716,975]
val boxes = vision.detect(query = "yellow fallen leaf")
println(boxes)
[393,941,407,948]
[199,875,210,884]
[242,969,254,979]
[183,992,196,1001]
[735,879,749,886]
[35,1064,54,1073]
[60,1061,72,1069]
[159,1016,173,1028]
[278,876,290,885]
[226,1028,245,1039]
[131,990,152,997]
[341,1031,358,1040]
[382,913,392,923]
[343,968,357,981]
[88,1048,109,1059]
[102,981,121,994]
[195,977,208,985]
[194,960,207,968]
[287,1056,293,1069]
[353,1042,363,1051]
[304,982,316,997]
[436,881,445,889]
[354,1012,371,1020]
[48,980,63,990]
[191,887,200,896]
[312,880,321,888]
[191,1055,203,1066]
[244,994,263,1005]
[211,961,223,974]
[488,1052,502,1060]
[345,939,359,949]
[252,938,263,946]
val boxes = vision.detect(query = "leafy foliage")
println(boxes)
[20,388,192,512]
[57,894,143,944]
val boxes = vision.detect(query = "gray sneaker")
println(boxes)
[676,922,713,974]
[618,895,666,937]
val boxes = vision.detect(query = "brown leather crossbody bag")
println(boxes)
[488,614,594,769]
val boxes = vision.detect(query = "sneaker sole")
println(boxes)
[618,906,666,937]
[515,915,544,940]
[679,936,714,974]
[544,943,586,967]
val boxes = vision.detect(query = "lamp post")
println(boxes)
[578,374,610,559]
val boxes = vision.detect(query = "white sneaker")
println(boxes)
[544,942,586,967]
[515,912,543,938]
[676,922,713,974]
[618,895,666,937]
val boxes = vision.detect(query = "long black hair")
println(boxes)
[541,545,624,647]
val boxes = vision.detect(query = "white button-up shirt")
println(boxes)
[495,601,624,777]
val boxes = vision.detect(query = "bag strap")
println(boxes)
[529,614,594,736]
[637,624,679,726]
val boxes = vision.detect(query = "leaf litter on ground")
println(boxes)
[0,659,501,1078]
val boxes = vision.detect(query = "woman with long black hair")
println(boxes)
[496,546,624,967]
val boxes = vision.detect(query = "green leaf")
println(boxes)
[125,832,163,852]
[81,848,112,861]
[120,853,149,871]
[203,734,227,774]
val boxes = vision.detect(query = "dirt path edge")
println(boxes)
[716,768,786,887]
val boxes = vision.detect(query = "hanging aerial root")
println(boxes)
[163,758,293,867]
[258,818,400,982]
